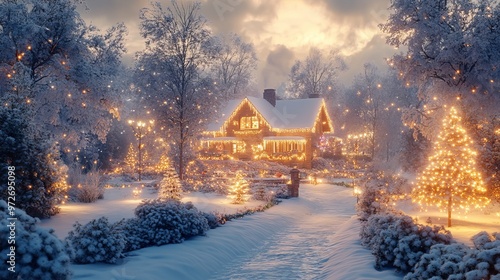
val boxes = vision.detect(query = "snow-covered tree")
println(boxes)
[135,0,215,180]
[381,0,500,95]
[286,47,346,99]
[413,107,490,227]
[343,66,417,161]
[158,166,182,200]
[476,116,500,202]
[227,171,250,204]
[0,0,127,149]
[381,0,500,139]
[0,107,68,218]
[211,33,257,100]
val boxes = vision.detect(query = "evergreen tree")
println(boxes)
[125,143,137,174]
[228,171,250,204]
[413,107,490,227]
[155,154,171,174]
[158,166,182,200]
[0,108,68,218]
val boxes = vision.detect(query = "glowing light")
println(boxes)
[412,107,489,227]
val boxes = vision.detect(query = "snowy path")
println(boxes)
[69,184,403,279]
[211,184,355,280]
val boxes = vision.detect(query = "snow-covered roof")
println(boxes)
[263,136,306,141]
[206,99,241,131]
[206,96,332,132]
[200,137,242,142]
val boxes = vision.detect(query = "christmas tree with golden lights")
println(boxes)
[124,143,137,174]
[228,171,250,204]
[413,107,489,227]
[158,166,182,200]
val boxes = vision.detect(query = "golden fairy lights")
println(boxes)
[412,107,490,227]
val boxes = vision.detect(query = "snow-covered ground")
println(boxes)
[41,183,403,279]
[40,186,265,239]
[397,200,500,246]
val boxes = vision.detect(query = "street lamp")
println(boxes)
[128,119,154,181]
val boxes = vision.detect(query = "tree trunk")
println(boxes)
[447,194,452,227]
[179,141,184,181]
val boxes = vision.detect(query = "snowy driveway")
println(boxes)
[71,184,402,280]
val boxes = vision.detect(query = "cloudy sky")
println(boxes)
[77,0,397,90]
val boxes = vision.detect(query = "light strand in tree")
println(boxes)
[413,106,490,227]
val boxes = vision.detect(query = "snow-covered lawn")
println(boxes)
[41,183,403,280]
[40,185,265,239]
[397,200,500,246]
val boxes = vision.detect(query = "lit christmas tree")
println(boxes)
[158,166,182,200]
[413,107,490,227]
[228,171,250,204]
[124,143,137,174]
[155,154,171,174]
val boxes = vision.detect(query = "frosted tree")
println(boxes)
[158,166,182,201]
[135,1,216,180]
[211,33,258,100]
[0,107,68,218]
[477,116,500,202]
[0,0,127,149]
[381,0,500,138]
[286,47,346,99]
[227,171,250,204]
[413,107,490,227]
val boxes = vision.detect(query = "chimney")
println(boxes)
[308,93,320,98]
[263,88,276,107]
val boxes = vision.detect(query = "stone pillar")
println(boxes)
[288,168,300,197]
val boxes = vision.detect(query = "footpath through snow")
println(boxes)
[69,184,402,279]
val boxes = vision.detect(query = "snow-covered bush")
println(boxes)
[0,200,71,279]
[65,217,125,264]
[404,243,470,279]
[202,212,220,229]
[357,181,392,221]
[114,218,150,252]
[361,213,453,272]
[404,231,500,279]
[131,199,209,246]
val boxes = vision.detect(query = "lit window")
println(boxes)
[240,116,259,130]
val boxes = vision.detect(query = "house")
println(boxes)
[200,89,334,168]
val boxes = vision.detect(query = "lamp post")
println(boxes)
[128,119,154,181]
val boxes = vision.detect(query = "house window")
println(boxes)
[240,116,259,130]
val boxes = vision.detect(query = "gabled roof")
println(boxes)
[206,96,333,132]
[206,99,241,131]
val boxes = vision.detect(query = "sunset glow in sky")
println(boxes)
[78,0,398,89]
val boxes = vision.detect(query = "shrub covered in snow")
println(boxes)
[0,200,71,279]
[405,231,500,279]
[65,216,125,264]
[118,199,210,251]
[361,213,453,272]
